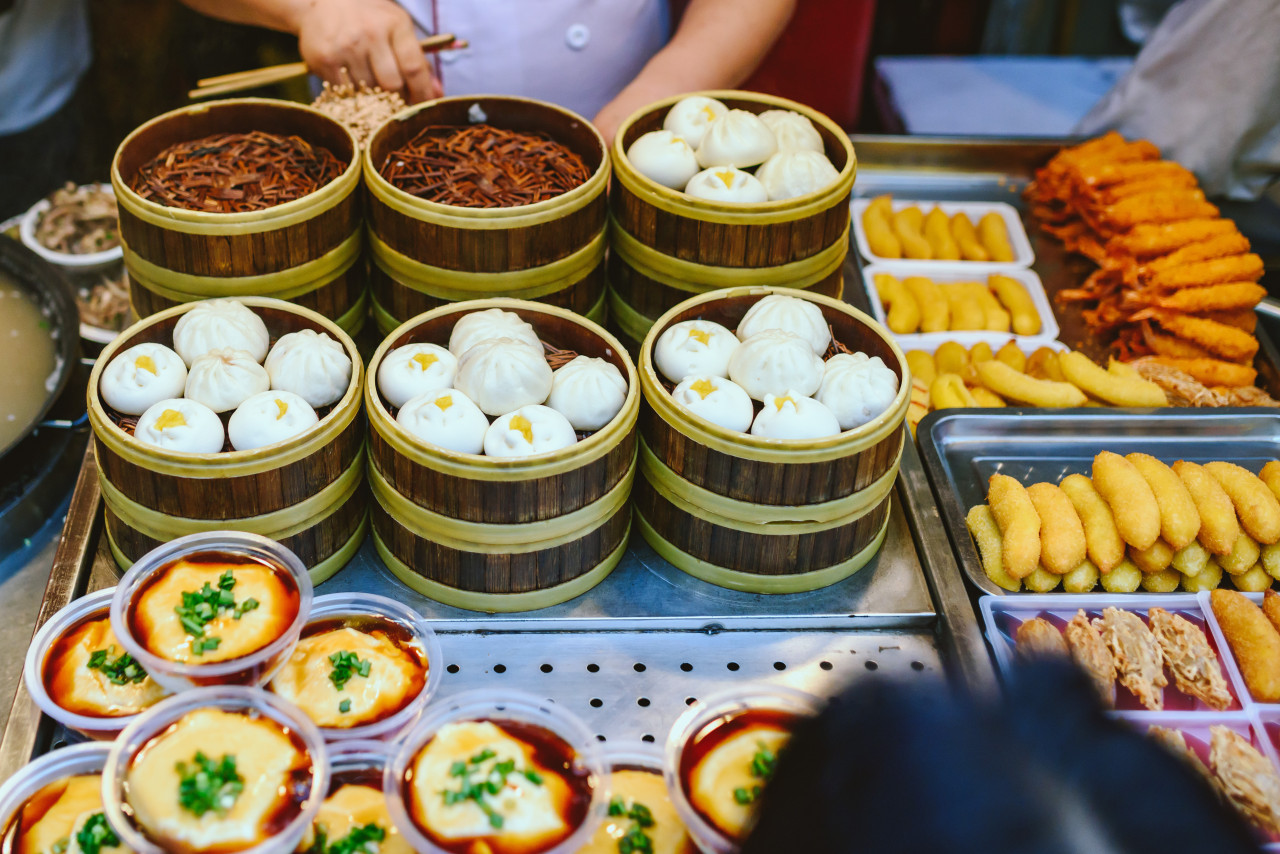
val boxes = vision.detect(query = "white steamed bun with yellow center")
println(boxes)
[751,392,840,440]
[396,389,489,455]
[662,95,728,149]
[100,342,187,415]
[627,130,700,190]
[653,319,738,384]
[228,390,318,451]
[134,398,224,453]
[671,375,754,433]
[483,405,577,458]
[684,167,767,204]
[378,342,457,409]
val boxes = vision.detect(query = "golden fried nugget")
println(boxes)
[1262,544,1280,582]
[1205,462,1280,545]
[1015,618,1068,659]
[1026,347,1066,382]
[904,276,949,332]
[1182,559,1224,592]
[976,361,1087,408]
[1101,558,1144,593]
[1261,590,1280,637]
[1171,461,1239,556]
[966,504,1020,591]
[1132,539,1176,574]
[924,207,961,261]
[1221,531,1262,576]
[1210,590,1280,702]
[1024,566,1062,592]
[964,282,1010,331]
[969,387,1006,408]
[995,341,1026,372]
[1260,461,1280,504]
[1026,482,1087,574]
[862,198,902,258]
[1065,610,1116,706]
[1141,568,1183,593]
[893,208,932,260]
[1126,453,1201,549]
[1235,566,1272,592]
[1092,451,1162,550]
[989,274,1040,335]
[1209,725,1280,836]
[904,350,936,385]
[969,341,994,364]
[1172,540,1211,577]
[930,373,977,409]
[1058,351,1169,408]
[1060,473,1126,573]
[1149,607,1233,710]
[942,284,985,330]
[875,273,920,334]
[1063,559,1100,593]
[1095,607,1167,711]
[934,341,969,375]
[978,212,1015,262]
[951,212,990,261]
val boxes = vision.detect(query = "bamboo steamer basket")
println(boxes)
[364,96,610,334]
[636,287,909,593]
[111,99,367,336]
[608,90,855,351]
[88,297,367,583]
[366,298,638,612]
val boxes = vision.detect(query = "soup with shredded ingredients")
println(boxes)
[0,277,60,450]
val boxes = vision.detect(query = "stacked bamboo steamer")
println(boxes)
[87,297,367,583]
[609,91,856,354]
[365,298,638,612]
[112,99,367,336]
[364,97,611,335]
[636,287,909,593]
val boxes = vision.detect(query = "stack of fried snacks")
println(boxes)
[873,272,1040,335]
[1210,589,1280,704]
[903,342,1168,433]
[966,455,1280,593]
[1026,133,1267,390]
[861,195,1014,262]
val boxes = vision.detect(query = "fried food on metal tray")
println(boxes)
[1108,219,1239,259]
[1064,610,1116,706]
[966,504,1020,592]
[1204,462,1280,545]
[1025,482,1087,574]
[1126,453,1201,550]
[1144,282,1267,314]
[1146,254,1265,290]
[1094,607,1166,711]
[1015,617,1068,659]
[1210,590,1280,703]
[1137,312,1259,363]
[987,474,1041,581]
[1092,451,1162,550]
[1209,725,1280,836]
[1171,461,1239,556]
[1060,474,1125,573]
[1131,357,1256,389]
[1148,607,1232,710]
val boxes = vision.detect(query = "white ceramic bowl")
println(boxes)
[20,183,124,274]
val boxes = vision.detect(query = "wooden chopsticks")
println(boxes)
[188,33,465,100]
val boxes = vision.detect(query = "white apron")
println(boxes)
[401,0,670,120]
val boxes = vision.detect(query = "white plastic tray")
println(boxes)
[861,263,1061,350]
[901,337,1068,357]
[851,198,1034,269]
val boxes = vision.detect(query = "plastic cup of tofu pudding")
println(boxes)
[103,685,328,854]
[0,742,115,850]
[385,689,607,854]
[664,686,824,854]
[579,741,697,854]
[298,740,414,854]
[266,592,442,742]
[24,587,170,740]
[109,531,313,691]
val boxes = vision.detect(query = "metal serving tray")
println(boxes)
[916,408,1280,595]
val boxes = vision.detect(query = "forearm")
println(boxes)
[176,0,311,34]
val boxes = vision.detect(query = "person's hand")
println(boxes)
[295,0,442,102]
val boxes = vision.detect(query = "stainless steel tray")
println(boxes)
[915,408,1280,595]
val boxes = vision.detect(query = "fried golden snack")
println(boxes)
[1205,462,1280,545]
[1149,607,1233,710]
[976,361,1087,408]
[1015,618,1067,659]
[904,350,936,385]
[1260,461,1280,504]
[1026,482,1087,574]
[1106,358,1142,380]
[978,212,1015,262]
[1209,725,1280,836]
[930,373,977,409]
[950,212,990,262]
[893,207,932,260]
[1060,473,1126,573]
[1182,559,1224,592]
[969,341,994,364]
[995,341,1026,372]
[1126,453,1200,549]
[1107,218,1238,259]
[1140,357,1257,388]
[1092,451,1162,550]
[1261,590,1280,636]
[969,387,1006,408]
[1063,559,1100,593]
[1172,461,1239,556]
[934,340,969,375]
[1132,539,1176,574]
[1101,558,1143,593]
[987,474,1041,580]
[1095,607,1167,711]
[1150,282,1266,313]
[989,274,1040,335]
[1025,347,1066,382]
[1262,543,1280,582]
[1220,531,1261,576]
[963,282,1010,331]
[904,276,949,332]
[1210,589,1280,702]
[875,272,921,334]
[862,196,902,259]
[1142,311,1259,363]
[1172,540,1211,578]
[1146,254,1265,291]
[924,207,961,261]
[942,284,986,331]
[906,377,930,437]
[1057,351,1168,407]
[966,504,1020,591]
[1141,568,1183,592]
[1065,610,1116,706]
[1023,566,1061,592]
[1234,566,1271,592]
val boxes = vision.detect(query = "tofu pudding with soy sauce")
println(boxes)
[5,774,130,854]
[124,707,312,854]
[270,616,428,729]
[299,766,410,854]
[403,720,595,854]
[127,552,299,666]
[581,768,693,854]
[43,614,166,718]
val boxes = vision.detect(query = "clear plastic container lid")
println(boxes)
[0,742,114,844]
[265,592,442,743]
[103,685,328,854]
[385,688,606,854]
[109,531,313,691]
[23,587,171,739]
[663,685,823,854]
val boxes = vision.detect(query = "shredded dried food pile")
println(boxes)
[36,183,120,254]
[380,124,591,207]
[310,81,405,147]
[130,131,346,213]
